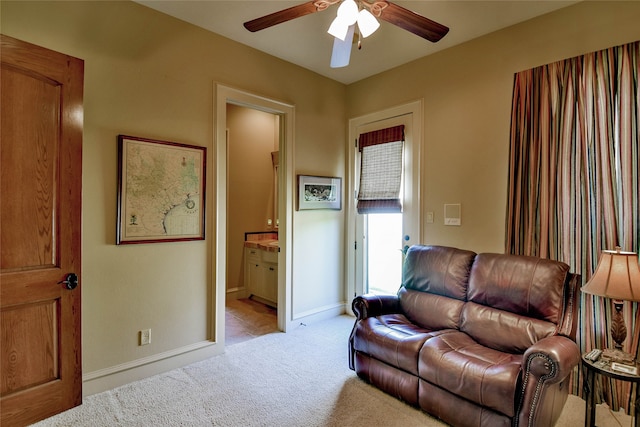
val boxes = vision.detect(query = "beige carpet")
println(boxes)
[32,315,631,426]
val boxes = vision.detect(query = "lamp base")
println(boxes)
[602,348,636,364]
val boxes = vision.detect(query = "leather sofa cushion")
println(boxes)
[399,288,464,331]
[402,245,476,300]
[352,314,455,375]
[462,253,569,353]
[467,253,570,324]
[461,302,556,353]
[399,245,475,330]
[419,331,522,417]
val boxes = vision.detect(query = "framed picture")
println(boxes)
[117,135,206,244]
[297,175,342,210]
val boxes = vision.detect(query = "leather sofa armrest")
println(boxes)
[517,336,580,426]
[523,336,580,383]
[349,294,401,370]
[352,294,401,320]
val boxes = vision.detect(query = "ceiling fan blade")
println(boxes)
[244,1,321,32]
[378,1,449,43]
[330,25,355,68]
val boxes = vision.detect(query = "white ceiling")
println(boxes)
[135,0,578,84]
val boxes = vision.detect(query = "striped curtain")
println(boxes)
[506,41,639,411]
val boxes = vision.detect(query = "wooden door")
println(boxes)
[1,35,83,426]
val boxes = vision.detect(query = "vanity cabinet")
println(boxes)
[244,247,277,307]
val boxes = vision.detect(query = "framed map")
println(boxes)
[117,135,206,244]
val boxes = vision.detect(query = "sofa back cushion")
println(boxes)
[398,288,464,330]
[461,253,571,353]
[399,245,476,330]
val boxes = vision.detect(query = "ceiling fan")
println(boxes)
[244,0,449,68]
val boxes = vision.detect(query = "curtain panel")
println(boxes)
[506,41,639,411]
[357,125,404,214]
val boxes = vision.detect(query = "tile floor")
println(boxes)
[225,297,278,345]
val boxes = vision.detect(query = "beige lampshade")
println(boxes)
[582,248,640,301]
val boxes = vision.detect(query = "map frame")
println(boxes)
[116,135,206,245]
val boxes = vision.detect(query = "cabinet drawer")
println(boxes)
[262,250,277,264]
[246,248,260,263]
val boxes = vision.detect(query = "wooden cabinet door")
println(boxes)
[263,264,278,304]
[1,35,83,427]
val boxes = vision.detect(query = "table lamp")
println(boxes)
[581,247,640,364]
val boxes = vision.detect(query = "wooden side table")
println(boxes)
[582,353,640,427]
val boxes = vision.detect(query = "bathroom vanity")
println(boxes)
[244,233,278,307]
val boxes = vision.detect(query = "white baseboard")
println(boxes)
[226,287,247,299]
[292,302,347,325]
[82,340,222,396]
[82,303,347,396]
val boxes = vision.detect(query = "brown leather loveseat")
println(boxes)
[349,245,580,427]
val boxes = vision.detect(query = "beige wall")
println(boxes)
[346,1,640,254]
[1,0,346,394]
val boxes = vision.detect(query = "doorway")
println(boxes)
[346,100,423,310]
[215,84,295,344]
[225,103,279,344]
[365,213,403,294]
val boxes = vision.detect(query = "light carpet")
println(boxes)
[33,315,631,426]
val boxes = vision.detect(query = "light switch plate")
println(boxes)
[444,204,461,226]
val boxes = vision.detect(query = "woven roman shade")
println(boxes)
[357,125,404,214]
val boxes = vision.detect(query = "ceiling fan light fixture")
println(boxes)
[336,0,359,25]
[357,9,379,38]
[327,15,350,40]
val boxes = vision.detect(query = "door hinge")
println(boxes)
[354,241,357,250]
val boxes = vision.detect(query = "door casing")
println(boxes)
[345,100,423,312]
[215,84,295,336]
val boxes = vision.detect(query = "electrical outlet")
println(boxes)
[140,329,151,346]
